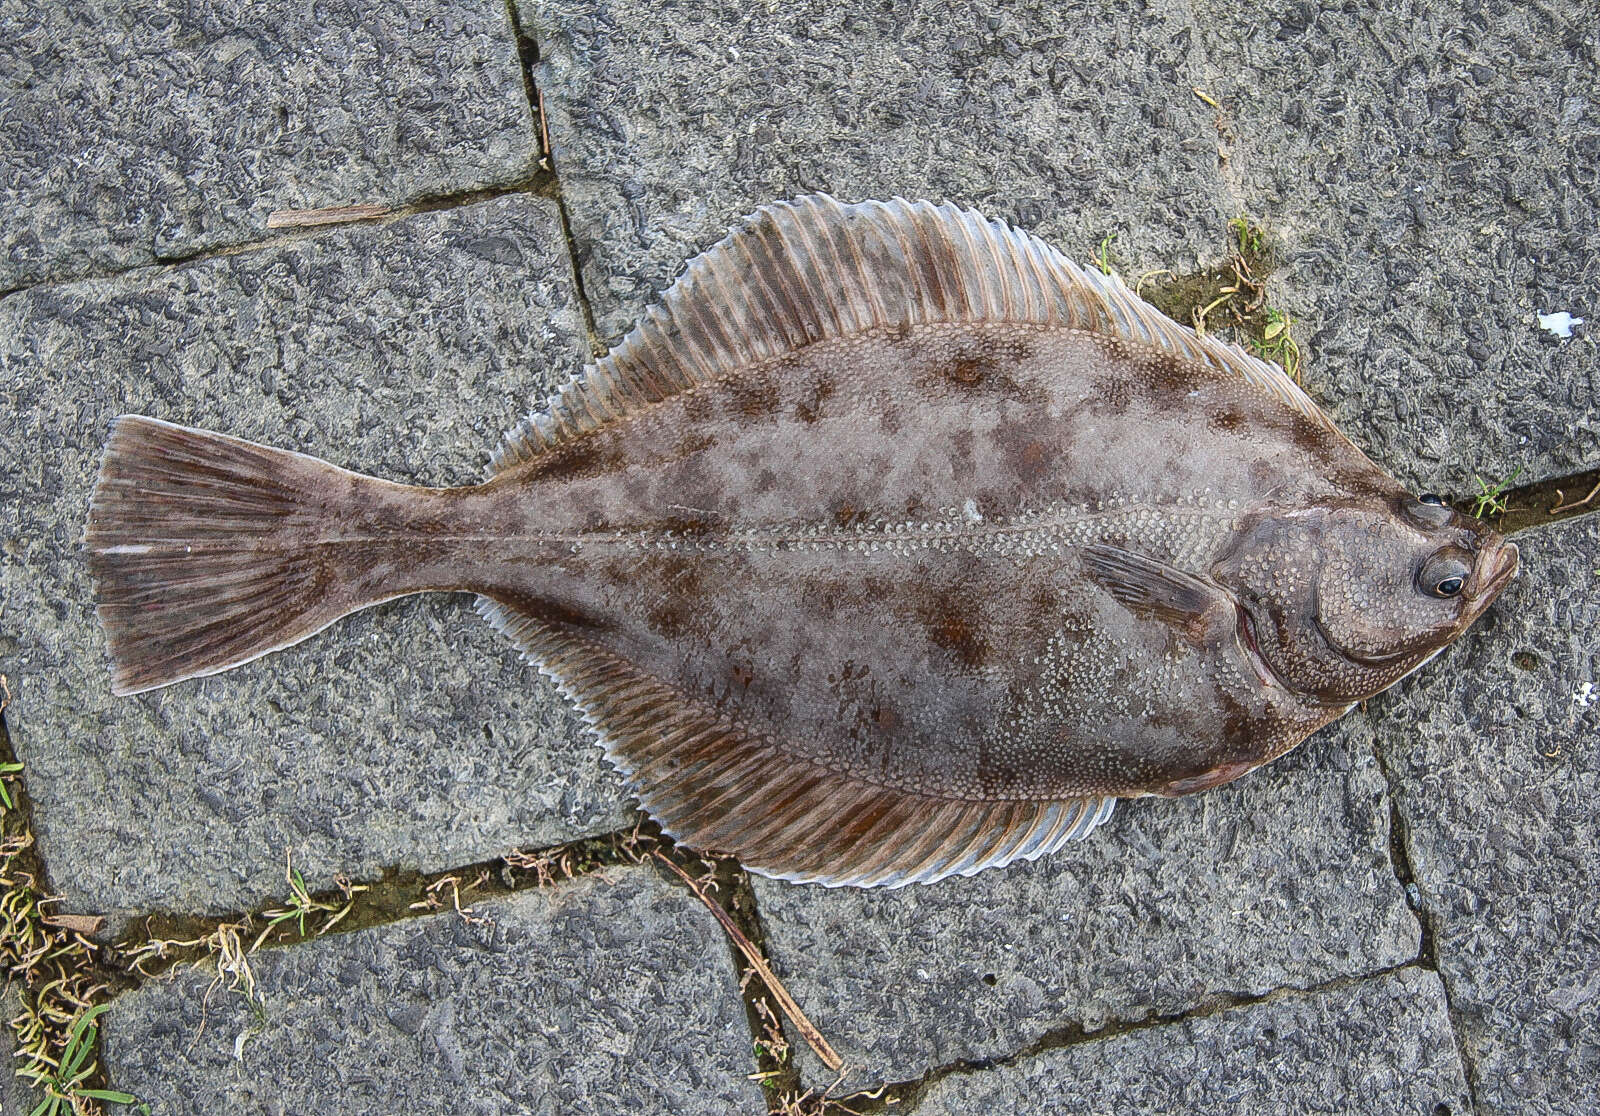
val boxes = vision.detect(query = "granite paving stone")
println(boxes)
[1193,1,1599,489]
[753,725,1418,1089]
[529,0,1595,495]
[914,967,1472,1116]
[1364,516,1600,1114]
[525,0,1235,343]
[100,868,761,1115]
[0,0,539,293]
[0,195,631,920]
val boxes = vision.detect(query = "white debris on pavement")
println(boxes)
[1537,310,1586,339]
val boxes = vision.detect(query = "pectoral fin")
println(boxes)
[1081,544,1233,645]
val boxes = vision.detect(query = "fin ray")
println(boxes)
[489,195,1344,477]
[476,596,1115,888]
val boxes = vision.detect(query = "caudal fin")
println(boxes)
[87,416,388,695]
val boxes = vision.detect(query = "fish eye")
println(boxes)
[1404,493,1453,528]
[1418,551,1472,599]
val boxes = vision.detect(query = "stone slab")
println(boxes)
[530,0,1595,494]
[1367,515,1600,1114]
[916,967,1472,1116]
[753,723,1418,1089]
[0,195,631,919]
[1194,2,1600,489]
[101,868,761,1115]
[0,0,539,292]
[526,0,1234,343]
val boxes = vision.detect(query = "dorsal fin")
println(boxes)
[490,194,1340,473]
[476,597,1115,888]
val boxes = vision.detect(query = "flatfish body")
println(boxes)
[87,196,1518,887]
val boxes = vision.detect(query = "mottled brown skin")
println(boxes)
[350,322,1516,801]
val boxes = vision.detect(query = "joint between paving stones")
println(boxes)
[0,173,563,310]
[503,1,605,358]
[110,820,673,990]
[840,958,1439,1116]
[1370,736,1484,1116]
[0,689,133,1109]
[1482,466,1600,535]
[703,865,809,1112]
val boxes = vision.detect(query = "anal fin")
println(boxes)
[476,597,1115,888]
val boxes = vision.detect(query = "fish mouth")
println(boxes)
[1470,538,1520,601]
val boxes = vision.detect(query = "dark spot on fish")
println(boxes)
[833,500,866,528]
[1217,689,1256,747]
[753,467,778,495]
[918,597,990,668]
[495,593,607,633]
[641,558,703,639]
[879,403,903,436]
[676,431,715,459]
[873,705,899,733]
[794,372,837,424]
[725,370,780,420]
[946,356,988,385]
[1210,406,1247,432]
[682,386,718,423]
[1016,439,1050,483]
[1291,416,1327,455]
[521,440,626,483]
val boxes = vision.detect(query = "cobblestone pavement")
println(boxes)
[2,2,1596,1113]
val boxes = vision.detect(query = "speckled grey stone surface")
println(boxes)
[101,869,760,1116]
[1193,1,1599,490]
[0,0,539,292]
[753,726,1418,1089]
[0,196,630,919]
[915,967,1472,1116]
[525,0,1233,343]
[1367,516,1600,1114]
[528,0,1596,496]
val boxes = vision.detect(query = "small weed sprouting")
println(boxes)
[1253,306,1304,384]
[1471,467,1524,519]
[0,678,142,1116]
[1227,215,1266,257]
[1137,217,1307,385]
[20,1004,141,1116]
[1094,233,1118,278]
[252,853,364,950]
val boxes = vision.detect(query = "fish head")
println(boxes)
[1216,493,1519,703]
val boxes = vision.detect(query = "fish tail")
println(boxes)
[87,415,417,695]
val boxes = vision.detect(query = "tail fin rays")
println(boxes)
[88,416,381,695]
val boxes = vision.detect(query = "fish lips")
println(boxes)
[1464,537,1519,616]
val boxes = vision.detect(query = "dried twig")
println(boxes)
[1550,476,1600,514]
[265,203,392,229]
[652,851,842,1072]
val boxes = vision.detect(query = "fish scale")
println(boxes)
[84,195,1517,888]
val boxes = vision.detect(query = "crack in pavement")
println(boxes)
[1371,736,1484,1116]
[0,174,561,308]
[824,958,1443,1116]
[504,0,605,359]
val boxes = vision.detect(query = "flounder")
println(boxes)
[87,195,1518,888]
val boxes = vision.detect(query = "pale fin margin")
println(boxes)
[476,597,1114,888]
[492,194,1337,473]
